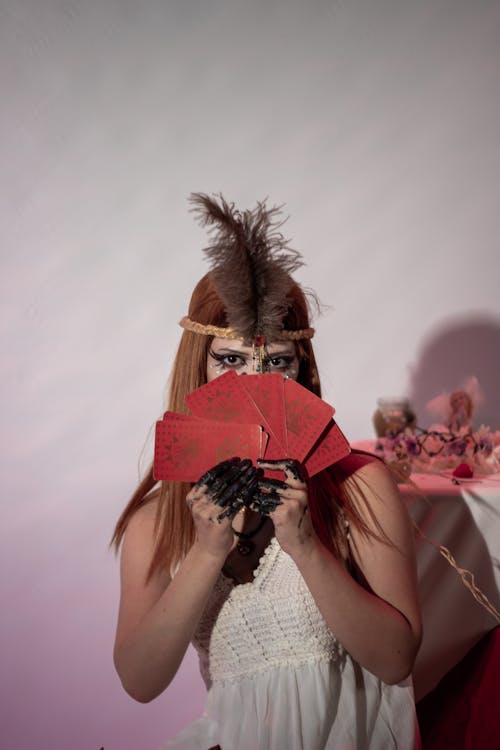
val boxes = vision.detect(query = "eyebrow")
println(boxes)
[210,348,249,356]
[264,349,295,358]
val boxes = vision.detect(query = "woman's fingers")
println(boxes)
[257,458,306,484]
[210,459,253,504]
[189,458,263,521]
[258,477,290,491]
[194,457,241,490]
[253,460,308,517]
[217,465,258,507]
[250,491,282,515]
[190,457,308,521]
[216,497,245,521]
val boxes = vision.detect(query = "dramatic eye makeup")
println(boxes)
[264,354,296,371]
[208,348,296,373]
[208,349,248,370]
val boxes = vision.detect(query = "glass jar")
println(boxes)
[373,398,416,438]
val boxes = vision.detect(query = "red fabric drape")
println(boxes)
[416,627,500,750]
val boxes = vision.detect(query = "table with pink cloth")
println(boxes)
[352,440,500,701]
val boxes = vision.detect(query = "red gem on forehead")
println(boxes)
[254,335,266,346]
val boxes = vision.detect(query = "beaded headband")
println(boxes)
[179,316,315,342]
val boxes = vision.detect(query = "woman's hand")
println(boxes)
[186,457,260,560]
[255,459,318,557]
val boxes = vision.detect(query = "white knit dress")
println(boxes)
[165,537,421,750]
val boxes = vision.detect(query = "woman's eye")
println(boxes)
[209,350,249,371]
[224,355,245,367]
[267,357,292,370]
[210,353,246,369]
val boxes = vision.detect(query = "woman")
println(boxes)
[112,194,422,749]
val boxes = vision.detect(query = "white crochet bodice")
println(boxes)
[192,537,344,687]
[171,537,420,749]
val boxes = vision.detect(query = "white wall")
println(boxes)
[1,1,499,748]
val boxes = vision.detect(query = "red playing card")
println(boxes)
[239,374,287,459]
[186,370,264,426]
[284,379,335,461]
[304,420,351,477]
[154,411,264,482]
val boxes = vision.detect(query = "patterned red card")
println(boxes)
[239,374,287,459]
[304,420,351,476]
[284,379,335,461]
[154,412,264,481]
[186,370,263,426]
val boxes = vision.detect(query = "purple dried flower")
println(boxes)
[444,438,467,457]
[404,435,421,457]
[476,427,494,455]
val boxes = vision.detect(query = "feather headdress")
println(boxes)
[180,193,314,348]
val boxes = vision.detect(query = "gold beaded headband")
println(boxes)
[179,316,315,342]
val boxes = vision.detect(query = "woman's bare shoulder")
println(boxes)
[121,491,161,561]
[333,451,405,526]
[333,450,387,485]
[125,490,161,529]
[119,489,169,592]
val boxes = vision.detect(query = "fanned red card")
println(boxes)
[284,379,335,461]
[154,412,263,481]
[186,370,264,425]
[239,374,287,459]
[304,420,351,476]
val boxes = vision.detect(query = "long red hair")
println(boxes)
[111,273,375,580]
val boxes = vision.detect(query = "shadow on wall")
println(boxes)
[408,315,500,430]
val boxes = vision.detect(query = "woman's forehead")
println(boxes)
[210,337,296,355]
